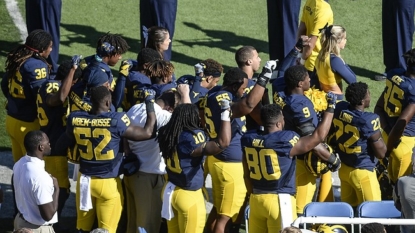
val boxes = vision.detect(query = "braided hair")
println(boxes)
[158,104,200,159]
[5,29,52,80]
[96,32,130,57]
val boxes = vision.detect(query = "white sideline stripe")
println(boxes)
[5,0,28,42]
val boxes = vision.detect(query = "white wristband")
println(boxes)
[221,110,231,121]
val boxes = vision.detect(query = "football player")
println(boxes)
[36,56,82,224]
[113,48,161,110]
[204,62,275,233]
[2,30,53,162]
[374,48,415,185]
[235,46,266,131]
[68,33,129,112]
[158,101,231,233]
[281,65,340,216]
[57,86,156,233]
[241,94,337,232]
[329,82,385,208]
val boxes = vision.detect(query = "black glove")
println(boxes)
[144,88,156,112]
[326,92,337,113]
[327,153,341,172]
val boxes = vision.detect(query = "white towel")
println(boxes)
[161,182,176,220]
[279,193,294,229]
[79,174,93,211]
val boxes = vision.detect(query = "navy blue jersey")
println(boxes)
[243,79,261,131]
[205,90,246,162]
[151,82,177,99]
[3,57,48,121]
[125,71,151,107]
[37,79,69,154]
[241,130,298,194]
[82,59,113,96]
[68,81,91,112]
[382,75,415,136]
[66,111,131,178]
[329,101,381,170]
[166,129,206,190]
[283,94,318,132]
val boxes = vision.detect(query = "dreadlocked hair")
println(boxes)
[97,32,130,57]
[317,25,346,64]
[144,60,175,84]
[5,29,52,80]
[345,81,368,107]
[158,104,200,159]
[403,48,415,75]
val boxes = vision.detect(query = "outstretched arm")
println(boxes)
[386,104,415,153]
[232,61,276,118]
[46,55,81,107]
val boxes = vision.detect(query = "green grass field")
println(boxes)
[0,0,400,151]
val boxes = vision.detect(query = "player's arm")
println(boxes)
[191,100,231,157]
[189,75,203,104]
[113,60,133,109]
[38,176,59,221]
[290,93,336,157]
[177,83,191,104]
[232,61,276,118]
[123,89,157,141]
[386,103,415,153]
[296,116,332,162]
[46,55,81,107]
[369,130,386,159]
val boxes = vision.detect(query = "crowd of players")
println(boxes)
[3,6,415,233]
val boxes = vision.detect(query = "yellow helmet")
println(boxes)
[317,224,348,233]
[304,143,333,176]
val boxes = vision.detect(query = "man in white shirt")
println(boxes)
[13,130,59,232]
[123,90,182,233]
